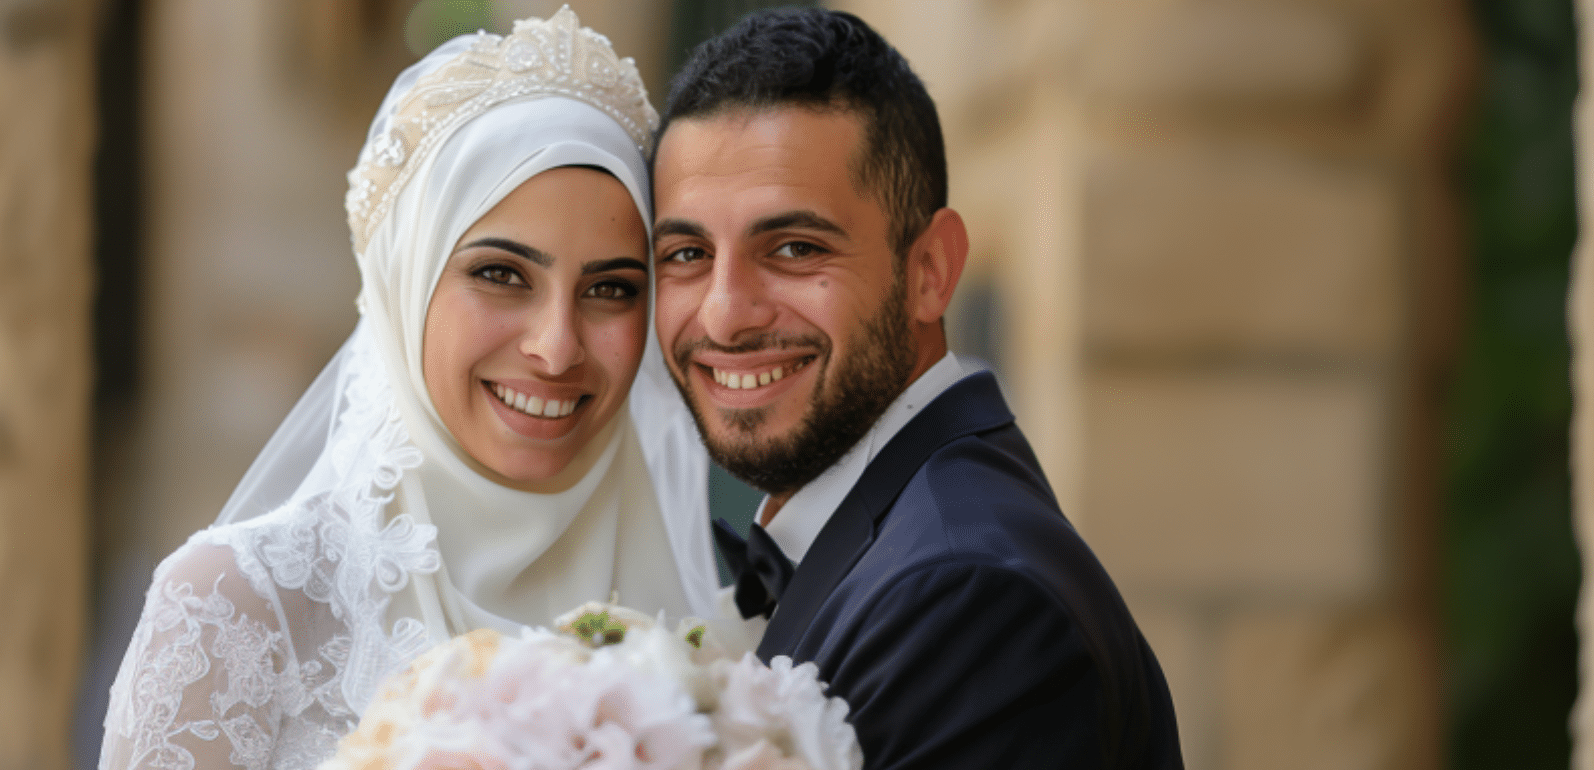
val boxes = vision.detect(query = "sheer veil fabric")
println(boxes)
[101,13,717,770]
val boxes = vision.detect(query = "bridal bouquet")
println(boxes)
[318,603,862,770]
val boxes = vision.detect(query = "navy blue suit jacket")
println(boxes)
[753,371,1183,769]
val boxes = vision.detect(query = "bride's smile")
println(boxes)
[423,165,649,487]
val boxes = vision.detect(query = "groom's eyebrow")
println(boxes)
[748,210,846,239]
[456,237,552,267]
[653,218,709,242]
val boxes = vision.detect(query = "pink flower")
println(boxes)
[410,748,510,770]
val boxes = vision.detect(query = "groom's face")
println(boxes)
[652,107,917,494]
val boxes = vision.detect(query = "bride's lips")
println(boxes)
[481,379,589,440]
[690,351,817,408]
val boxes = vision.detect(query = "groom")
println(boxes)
[651,8,1182,769]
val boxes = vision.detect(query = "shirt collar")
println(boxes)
[759,352,968,563]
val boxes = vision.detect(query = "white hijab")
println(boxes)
[214,25,720,641]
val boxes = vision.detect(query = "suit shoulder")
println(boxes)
[864,423,1151,660]
[871,424,1085,582]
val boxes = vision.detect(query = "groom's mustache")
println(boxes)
[672,333,828,379]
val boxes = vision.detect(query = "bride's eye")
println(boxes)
[474,264,524,286]
[583,279,638,300]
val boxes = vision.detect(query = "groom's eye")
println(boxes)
[772,241,823,259]
[662,246,708,264]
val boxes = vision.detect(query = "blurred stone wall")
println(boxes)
[0,1,97,768]
[832,1,1474,768]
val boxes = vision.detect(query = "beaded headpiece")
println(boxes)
[344,6,658,254]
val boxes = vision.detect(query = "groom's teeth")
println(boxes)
[711,362,804,391]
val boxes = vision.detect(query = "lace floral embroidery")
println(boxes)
[102,328,441,770]
[110,577,288,770]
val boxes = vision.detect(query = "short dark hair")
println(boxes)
[658,8,947,259]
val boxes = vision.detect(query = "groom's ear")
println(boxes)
[905,207,969,325]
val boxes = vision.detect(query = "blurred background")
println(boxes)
[0,0,1580,768]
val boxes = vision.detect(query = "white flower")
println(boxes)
[320,607,863,770]
[709,655,861,770]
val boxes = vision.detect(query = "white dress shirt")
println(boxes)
[758,352,969,563]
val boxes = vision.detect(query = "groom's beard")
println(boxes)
[671,277,917,497]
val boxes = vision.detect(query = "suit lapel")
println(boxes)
[757,371,1016,659]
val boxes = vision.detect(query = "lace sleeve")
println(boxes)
[99,539,299,770]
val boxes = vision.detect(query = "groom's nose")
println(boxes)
[698,251,777,346]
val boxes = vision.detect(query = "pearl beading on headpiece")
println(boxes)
[344,6,658,254]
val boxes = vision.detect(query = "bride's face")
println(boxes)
[423,166,649,486]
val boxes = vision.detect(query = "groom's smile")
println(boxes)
[652,107,918,499]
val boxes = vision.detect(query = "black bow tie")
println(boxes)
[712,518,795,620]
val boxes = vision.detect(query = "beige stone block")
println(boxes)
[835,0,1083,120]
[1083,152,1401,358]
[1082,368,1384,598]
[1221,607,1435,770]
[1567,4,1594,769]
[1084,3,1365,108]
[0,2,95,769]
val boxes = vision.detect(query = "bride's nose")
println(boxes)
[517,297,585,375]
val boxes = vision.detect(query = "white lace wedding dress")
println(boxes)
[100,330,443,770]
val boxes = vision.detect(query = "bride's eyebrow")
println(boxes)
[455,237,551,267]
[582,257,648,275]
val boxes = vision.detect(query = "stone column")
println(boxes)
[832,1,1473,767]
[1568,0,1594,764]
[0,1,97,768]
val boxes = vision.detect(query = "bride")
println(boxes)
[98,10,718,770]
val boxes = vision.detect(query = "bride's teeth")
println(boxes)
[493,385,582,419]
